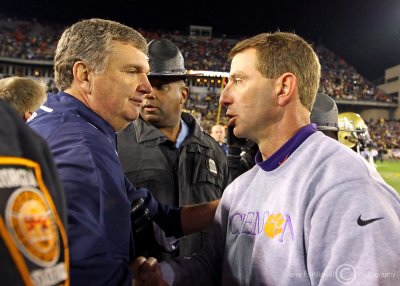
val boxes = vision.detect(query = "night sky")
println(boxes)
[2,0,400,81]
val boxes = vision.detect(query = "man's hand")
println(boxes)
[131,189,183,238]
[131,256,168,286]
[131,189,159,233]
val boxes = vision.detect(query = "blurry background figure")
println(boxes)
[0,76,46,122]
[210,124,228,154]
[0,99,69,286]
[338,112,375,165]
[310,93,339,140]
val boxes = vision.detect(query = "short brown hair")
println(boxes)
[0,76,46,117]
[229,32,321,111]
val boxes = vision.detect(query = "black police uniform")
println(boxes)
[118,112,229,259]
[0,100,69,286]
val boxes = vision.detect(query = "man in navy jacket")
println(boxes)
[28,19,171,285]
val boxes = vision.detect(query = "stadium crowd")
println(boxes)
[0,15,399,159]
[316,45,393,103]
[0,15,396,102]
[367,118,400,160]
[0,16,60,60]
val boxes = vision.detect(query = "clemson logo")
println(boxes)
[264,213,285,238]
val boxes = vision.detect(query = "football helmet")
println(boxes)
[338,112,370,150]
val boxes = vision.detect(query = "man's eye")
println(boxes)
[153,84,169,91]
[155,84,169,91]
[232,78,242,84]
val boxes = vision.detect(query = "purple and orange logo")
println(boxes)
[230,211,294,242]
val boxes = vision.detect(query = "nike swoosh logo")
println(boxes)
[357,215,384,226]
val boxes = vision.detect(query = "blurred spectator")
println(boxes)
[210,124,228,154]
[0,76,46,121]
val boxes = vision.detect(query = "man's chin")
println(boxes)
[126,112,139,123]
[140,113,160,123]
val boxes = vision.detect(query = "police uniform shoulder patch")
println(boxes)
[6,187,60,267]
[0,157,69,286]
[207,158,218,175]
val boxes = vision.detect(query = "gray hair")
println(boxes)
[54,18,148,91]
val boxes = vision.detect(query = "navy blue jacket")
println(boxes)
[28,92,141,285]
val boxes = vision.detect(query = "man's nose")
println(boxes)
[143,91,156,100]
[138,74,153,94]
[220,83,232,107]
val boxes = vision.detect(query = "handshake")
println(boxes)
[131,256,168,286]
[129,190,219,285]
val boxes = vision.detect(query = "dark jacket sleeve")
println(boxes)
[0,100,68,285]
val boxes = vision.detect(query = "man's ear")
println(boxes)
[72,61,91,93]
[276,73,297,107]
[23,111,32,122]
[180,86,189,104]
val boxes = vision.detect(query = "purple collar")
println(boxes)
[256,123,317,171]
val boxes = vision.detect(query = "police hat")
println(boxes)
[311,93,339,131]
[147,39,187,77]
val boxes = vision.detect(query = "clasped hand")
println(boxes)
[131,257,168,286]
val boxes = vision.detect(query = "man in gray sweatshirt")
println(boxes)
[133,32,400,286]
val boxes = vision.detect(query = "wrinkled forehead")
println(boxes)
[108,41,151,72]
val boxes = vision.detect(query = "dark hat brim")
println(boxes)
[147,70,187,77]
[147,74,187,85]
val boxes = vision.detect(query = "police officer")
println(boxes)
[0,100,69,286]
[118,39,229,259]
